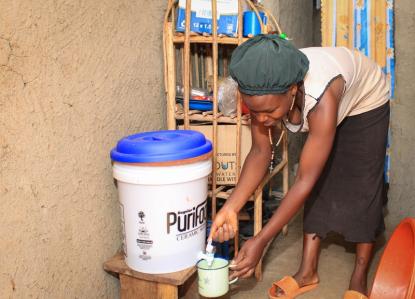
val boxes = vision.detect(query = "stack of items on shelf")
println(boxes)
[175,77,250,115]
[175,0,267,38]
[176,85,213,111]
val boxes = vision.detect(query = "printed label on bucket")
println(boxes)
[167,199,207,241]
[117,172,210,273]
[135,210,154,261]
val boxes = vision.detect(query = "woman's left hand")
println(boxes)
[229,236,266,280]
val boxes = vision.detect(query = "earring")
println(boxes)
[289,95,296,111]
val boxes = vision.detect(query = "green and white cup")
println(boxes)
[197,257,238,298]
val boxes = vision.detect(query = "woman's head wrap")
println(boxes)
[229,34,309,95]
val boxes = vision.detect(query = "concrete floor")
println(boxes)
[226,215,389,299]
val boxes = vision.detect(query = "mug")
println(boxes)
[197,257,238,298]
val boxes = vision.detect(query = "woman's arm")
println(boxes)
[209,111,272,242]
[225,113,273,211]
[255,77,344,246]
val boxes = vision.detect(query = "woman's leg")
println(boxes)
[349,242,375,295]
[294,233,321,285]
[276,233,321,296]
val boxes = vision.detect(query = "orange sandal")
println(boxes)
[268,276,319,299]
[343,290,368,299]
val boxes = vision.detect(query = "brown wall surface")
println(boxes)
[388,0,415,226]
[6,1,412,298]
[0,0,166,298]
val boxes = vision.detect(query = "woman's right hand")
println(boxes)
[208,205,239,243]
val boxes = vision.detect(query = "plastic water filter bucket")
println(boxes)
[110,130,212,274]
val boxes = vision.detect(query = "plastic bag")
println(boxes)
[218,77,238,116]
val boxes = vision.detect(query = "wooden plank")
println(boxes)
[178,273,198,299]
[211,0,219,218]
[120,274,178,299]
[162,0,175,93]
[256,158,288,192]
[103,252,196,286]
[183,0,191,129]
[166,22,177,130]
[282,127,289,236]
[173,34,248,45]
[254,188,263,280]
[234,0,242,261]
[175,111,251,125]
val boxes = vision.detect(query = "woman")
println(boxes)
[208,34,390,299]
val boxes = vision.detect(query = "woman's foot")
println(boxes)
[349,271,367,295]
[348,242,374,296]
[274,271,320,296]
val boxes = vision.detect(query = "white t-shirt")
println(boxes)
[284,47,390,133]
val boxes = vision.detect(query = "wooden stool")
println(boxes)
[104,253,198,299]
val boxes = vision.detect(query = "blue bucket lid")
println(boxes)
[110,130,212,163]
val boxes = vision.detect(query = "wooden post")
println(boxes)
[254,188,263,280]
[282,126,289,236]
[183,0,191,129]
[104,253,196,299]
[211,0,218,218]
[233,0,245,259]
[166,22,176,130]
[162,0,174,93]
[120,274,178,299]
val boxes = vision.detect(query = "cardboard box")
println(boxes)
[182,124,252,185]
[176,0,238,37]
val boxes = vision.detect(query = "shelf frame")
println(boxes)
[163,0,287,281]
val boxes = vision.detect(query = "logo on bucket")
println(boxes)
[166,199,207,241]
[138,211,145,222]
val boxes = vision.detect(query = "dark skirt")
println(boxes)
[303,102,390,243]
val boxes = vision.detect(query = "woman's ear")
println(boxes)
[289,84,298,97]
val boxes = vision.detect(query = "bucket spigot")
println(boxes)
[198,239,215,267]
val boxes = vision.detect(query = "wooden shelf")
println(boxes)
[163,2,289,282]
[175,110,251,125]
[173,33,249,45]
[208,158,288,201]
[104,252,195,286]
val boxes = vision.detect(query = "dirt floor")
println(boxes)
[184,214,389,299]
[231,215,387,299]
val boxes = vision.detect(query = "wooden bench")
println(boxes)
[103,252,199,299]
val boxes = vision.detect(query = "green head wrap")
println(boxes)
[229,34,309,95]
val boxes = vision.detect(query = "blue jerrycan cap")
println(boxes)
[110,130,212,163]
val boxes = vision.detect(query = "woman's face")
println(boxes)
[242,87,296,127]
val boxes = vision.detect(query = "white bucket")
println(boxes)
[111,130,212,274]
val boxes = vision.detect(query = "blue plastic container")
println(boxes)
[111,130,212,163]
[243,11,267,37]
